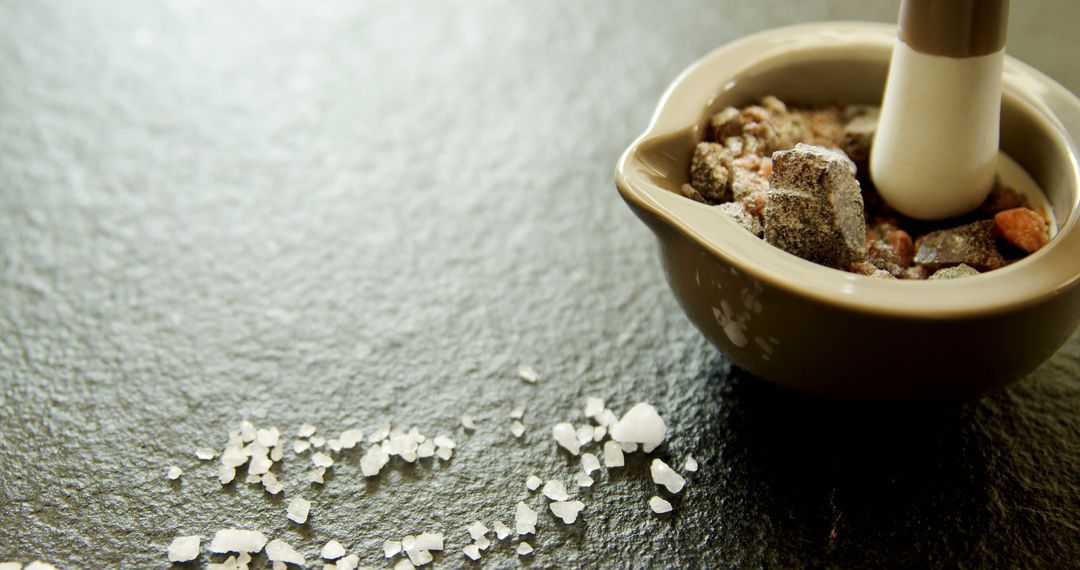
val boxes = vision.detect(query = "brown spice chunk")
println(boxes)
[716,202,764,237]
[839,111,878,174]
[849,261,895,279]
[994,207,1049,253]
[764,144,866,269]
[865,239,904,277]
[679,183,706,204]
[913,220,1006,271]
[690,142,734,203]
[929,264,980,280]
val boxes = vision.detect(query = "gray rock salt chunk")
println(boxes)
[690,142,733,202]
[764,143,866,268]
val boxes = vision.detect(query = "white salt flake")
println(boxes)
[466,522,489,541]
[435,446,453,461]
[239,420,256,442]
[649,495,673,514]
[416,441,436,458]
[620,441,638,453]
[336,554,360,570]
[219,465,236,485]
[584,397,605,418]
[0,563,18,570]
[209,529,268,553]
[509,406,524,419]
[525,475,542,491]
[321,540,346,560]
[308,467,326,484]
[552,422,580,455]
[493,520,511,540]
[394,558,416,570]
[581,453,601,474]
[272,561,286,570]
[576,425,593,446]
[515,501,537,535]
[462,544,481,561]
[461,415,476,430]
[298,423,317,438]
[405,547,432,566]
[510,422,525,438]
[312,451,334,468]
[262,472,284,495]
[361,444,389,476]
[610,402,666,451]
[256,427,280,447]
[220,445,247,468]
[684,454,699,473]
[383,540,402,558]
[542,480,569,501]
[549,500,585,524]
[266,539,306,566]
[270,445,283,461]
[596,409,618,427]
[433,435,456,449]
[287,497,311,524]
[369,422,391,443]
[401,536,416,551]
[24,563,58,570]
[327,439,343,452]
[603,441,625,467]
[245,473,262,484]
[516,542,534,556]
[248,450,273,475]
[575,472,594,487]
[166,466,183,480]
[309,436,326,448]
[340,429,364,449]
[473,535,492,551]
[518,365,539,383]
[196,447,217,460]
[593,425,607,442]
[167,535,201,562]
[415,532,444,551]
[650,458,686,493]
[408,426,425,443]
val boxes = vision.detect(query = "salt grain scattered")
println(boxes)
[581,453,601,474]
[196,447,216,460]
[576,425,593,446]
[593,426,607,442]
[684,454,699,472]
[321,540,347,560]
[361,444,389,476]
[433,435,456,449]
[610,402,667,452]
[336,554,360,570]
[240,420,256,442]
[312,451,334,468]
[510,422,525,438]
[510,406,524,419]
[298,423,317,438]
[435,446,453,461]
[308,467,326,484]
[516,542,534,556]
[525,475,542,491]
[256,427,280,448]
[369,423,391,443]
[270,445,283,461]
[272,561,286,570]
[309,436,326,448]
[166,466,183,480]
[552,422,580,455]
[208,529,268,553]
[0,563,18,570]
[462,544,481,561]
[493,520,511,540]
[466,522,489,541]
[584,397,605,418]
[575,472,594,487]
[327,439,343,452]
[461,415,476,430]
[266,539,306,566]
[287,497,311,524]
[603,441,625,468]
[415,532,444,551]
[542,480,569,501]
[24,563,58,570]
[515,501,537,535]
[649,496,674,514]
[394,559,416,570]
[167,535,201,562]
[518,365,539,383]
[383,540,402,558]
[218,465,236,485]
[405,547,432,566]
[650,458,686,493]
[262,472,284,495]
[340,429,364,449]
[596,409,618,427]
[401,536,416,551]
[620,441,638,453]
[245,473,262,484]
[416,441,436,458]
[549,500,585,524]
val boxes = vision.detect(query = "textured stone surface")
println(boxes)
[1,1,1079,568]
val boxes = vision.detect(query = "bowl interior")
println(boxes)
[634,51,1078,232]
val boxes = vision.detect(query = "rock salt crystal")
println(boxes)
[266,539,306,566]
[415,532,444,551]
[516,542,534,556]
[196,447,216,460]
[336,554,360,570]
[515,502,537,535]
[650,458,686,494]
[511,422,525,438]
[308,467,326,484]
[593,426,607,442]
[383,540,402,558]
[525,475,542,491]
[581,453,601,474]
[649,496,673,514]
[462,544,481,561]
[298,423,317,438]
[493,521,511,540]
[518,365,539,383]
[610,403,666,452]
[293,439,311,453]
[603,441,625,468]
[312,452,334,468]
[394,559,416,570]
[461,415,476,430]
[684,454,699,472]
[310,436,326,448]
[416,441,436,458]
[575,472,594,487]
[576,425,593,446]
[321,540,346,560]
[549,500,585,524]
[166,466,183,480]
[340,429,364,449]
[466,522,489,541]
[433,435,456,449]
[208,529,268,553]
[510,406,524,419]
[167,535,201,562]
[218,465,236,485]
[262,472,284,495]
[552,422,580,455]
[435,446,453,461]
[369,423,391,443]
[287,497,311,524]
[584,397,605,418]
[542,480,569,501]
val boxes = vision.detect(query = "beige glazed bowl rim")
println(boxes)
[615,22,1080,320]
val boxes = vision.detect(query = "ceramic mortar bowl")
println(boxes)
[615,22,1080,399]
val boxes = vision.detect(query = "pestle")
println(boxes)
[871,0,1010,221]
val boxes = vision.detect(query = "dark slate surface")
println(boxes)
[2,1,1079,568]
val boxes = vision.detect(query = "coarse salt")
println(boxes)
[518,365,539,383]
[383,540,402,558]
[516,542,534,556]
[603,441,625,468]
[650,458,686,494]
[525,475,542,491]
[167,535,201,562]
[649,496,673,514]
[552,422,580,455]
[584,397,605,418]
[684,454,699,472]
[515,502,537,535]
[266,539,306,566]
[575,472,594,487]
[321,539,347,560]
[461,415,476,430]
[308,467,326,484]
[462,544,481,561]
[166,466,183,480]
[549,500,585,524]
[493,520,511,540]
[195,447,216,460]
[511,422,525,438]
[542,480,569,501]
[208,529,268,554]
[287,497,311,524]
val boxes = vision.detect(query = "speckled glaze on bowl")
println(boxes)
[615,23,1080,398]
